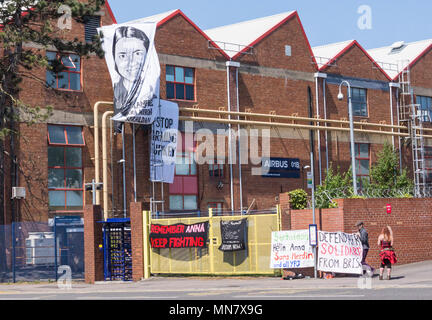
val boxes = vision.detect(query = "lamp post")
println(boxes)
[338,81,358,195]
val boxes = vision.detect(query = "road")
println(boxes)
[0,260,431,301]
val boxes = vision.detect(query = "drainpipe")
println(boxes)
[323,76,329,173]
[389,83,400,150]
[314,74,322,185]
[93,101,113,206]
[226,61,235,212]
[234,62,243,213]
[102,111,113,220]
[314,72,327,183]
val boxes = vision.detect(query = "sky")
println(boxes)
[107,0,432,50]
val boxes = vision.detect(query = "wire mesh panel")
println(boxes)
[0,218,84,283]
[149,211,280,276]
[103,219,132,281]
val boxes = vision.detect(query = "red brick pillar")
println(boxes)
[279,193,291,230]
[84,205,104,284]
[130,202,150,281]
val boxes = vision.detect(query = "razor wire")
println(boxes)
[312,185,432,209]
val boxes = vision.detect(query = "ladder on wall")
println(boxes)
[398,61,426,197]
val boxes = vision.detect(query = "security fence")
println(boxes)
[313,186,432,209]
[0,217,84,283]
[148,207,281,276]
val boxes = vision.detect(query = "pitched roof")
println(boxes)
[123,9,179,25]
[312,39,392,80]
[312,40,355,69]
[204,11,299,59]
[121,9,230,59]
[367,39,432,80]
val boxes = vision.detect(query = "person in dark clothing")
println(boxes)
[356,221,374,274]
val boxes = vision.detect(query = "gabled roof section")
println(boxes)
[124,9,230,60]
[204,11,315,63]
[367,39,432,81]
[313,40,392,81]
[313,40,355,69]
[105,0,118,24]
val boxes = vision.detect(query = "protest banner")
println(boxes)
[98,22,160,131]
[317,231,363,275]
[150,100,178,184]
[150,221,208,249]
[218,219,247,252]
[270,230,314,269]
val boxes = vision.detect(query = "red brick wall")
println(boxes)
[281,196,432,267]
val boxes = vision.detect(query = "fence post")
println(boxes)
[143,210,151,279]
[276,205,282,231]
[208,208,214,274]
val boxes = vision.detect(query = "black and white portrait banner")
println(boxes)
[150,100,179,184]
[98,22,160,129]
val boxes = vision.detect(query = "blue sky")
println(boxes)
[108,0,432,49]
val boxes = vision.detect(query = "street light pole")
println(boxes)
[338,81,358,195]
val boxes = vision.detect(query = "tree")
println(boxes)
[0,0,106,273]
[315,165,353,209]
[369,142,413,196]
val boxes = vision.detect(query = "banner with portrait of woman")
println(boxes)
[98,22,160,131]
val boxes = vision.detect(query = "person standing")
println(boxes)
[377,226,397,280]
[356,221,374,273]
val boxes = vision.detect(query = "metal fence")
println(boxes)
[148,207,281,276]
[0,217,84,283]
[313,186,432,209]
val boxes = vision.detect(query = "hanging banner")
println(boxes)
[270,230,314,269]
[150,100,179,184]
[150,222,209,249]
[317,231,363,275]
[218,219,247,252]
[98,22,160,130]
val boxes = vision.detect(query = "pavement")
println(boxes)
[0,260,431,301]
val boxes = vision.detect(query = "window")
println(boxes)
[84,15,101,43]
[416,96,432,122]
[166,66,195,101]
[209,159,224,178]
[48,125,84,212]
[46,52,82,91]
[169,133,198,212]
[354,143,370,190]
[208,202,224,215]
[425,147,432,184]
[350,88,368,117]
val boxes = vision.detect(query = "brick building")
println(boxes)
[7,5,432,226]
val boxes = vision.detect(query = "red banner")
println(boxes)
[150,221,209,248]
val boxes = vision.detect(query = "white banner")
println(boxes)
[150,100,178,184]
[98,22,160,129]
[317,231,363,275]
[270,230,314,269]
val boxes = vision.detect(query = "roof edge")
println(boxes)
[156,9,231,60]
[105,0,117,24]
[391,43,432,81]
[231,11,298,61]
[318,40,392,81]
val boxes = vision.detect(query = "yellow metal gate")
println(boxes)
[144,208,281,276]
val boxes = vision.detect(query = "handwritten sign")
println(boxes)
[317,231,363,275]
[270,230,314,269]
